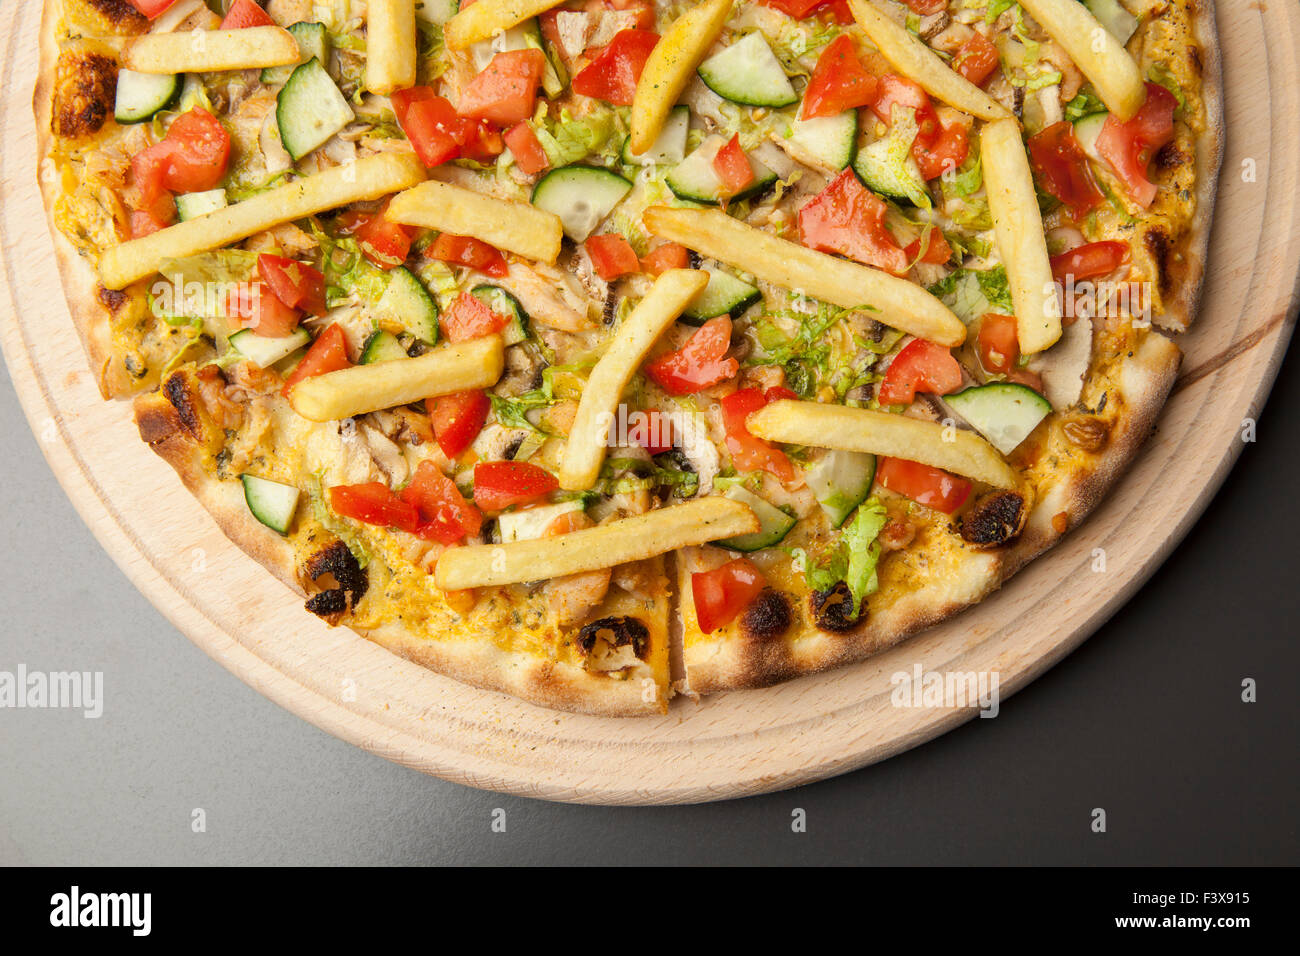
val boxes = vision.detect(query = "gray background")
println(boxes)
[1,338,1296,867]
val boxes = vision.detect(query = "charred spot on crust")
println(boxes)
[96,285,128,314]
[741,588,792,641]
[1188,44,1203,77]
[87,0,148,27]
[304,540,368,623]
[810,582,863,634]
[577,616,649,672]
[1144,227,1171,293]
[70,0,149,33]
[52,48,117,139]
[162,370,204,442]
[1155,142,1189,170]
[957,490,1028,549]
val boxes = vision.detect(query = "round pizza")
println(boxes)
[36,0,1222,715]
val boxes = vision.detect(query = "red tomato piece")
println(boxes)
[915,113,970,180]
[401,460,483,543]
[640,242,691,276]
[952,29,999,86]
[1028,121,1105,218]
[472,461,559,511]
[1095,82,1178,208]
[692,558,766,634]
[330,482,420,532]
[801,35,879,120]
[600,0,656,30]
[353,204,414,270]
[458,49,547,126]
[876,338,963,406]
[875,456,971,514]
[440,292,510,343]
[220,0,274,28]
[1049,240,1128,283]
[712,135,756,196]
[765,385,799,403]
[643,316,739,395]
[585,234,641,280]
[281,323,351,396]
[871,75,940,145]
[126,0,177,18]
[257,254,327,315]
[903,0,949,13]
[798,169,909,276]
[391,88,463,167]
[226,281,301,338]
[429,390,490,460]
[504,122,549,175]
[976,313,1019,374]
[571,29,660,106]
[904,225,952,266]
[428,233,508,277]
[815,0,855,22]
[132,108,231,208]
[759,0,824,17]
[719,387,796,483]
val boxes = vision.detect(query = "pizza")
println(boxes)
[36,0,1221,715]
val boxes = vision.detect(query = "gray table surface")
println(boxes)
[1,335,1296,867]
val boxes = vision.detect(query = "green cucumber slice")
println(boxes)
[621,105,690,166]
[786,110,858,171]
[375,267,439,344]
[114,69,181,124]
[682,269,762,324]
[945,382,1052,455]
[359,330,409,364]
[416,0,459,24]
[697,32,798,109]
[497,500,584,543]
[276,58,354,161]
[805,450,877,528]
[241,474,300,535]
[1073,110,1109,162]
[262,21,329,84]
[471,284,529,345]
[174,188,227,221]
[853,106,930,208]
[1082,0,1139,44]
[665,135,778,205]
[228,327,311,368]
[713,486,796,552]
[531,165,633,241]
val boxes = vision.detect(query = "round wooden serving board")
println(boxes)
[2,1,1298,805]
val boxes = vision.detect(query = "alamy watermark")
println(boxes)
[0,665,103,718]
[890,664,1000,717]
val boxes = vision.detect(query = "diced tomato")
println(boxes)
[871,75,940,145]
[129,196,175,237]
[759,0,823,17]
[281,323,351,396]
[1050,240,1128,284]
[571,29,660,106]
[643,316,739,395]
[1028,121,1105,218]
[440,292,510,343]
[875,456,971,514]
[601,0,656,30]
[904,225,952,266]
[1095,82,1178,208]
[428,233,508,278]
[458,49,547,126]
[801,34,879,120]
[330,482,420,533]
[627,409,673,454]
[131,108,231,210]
[220,0,274,29]
[473,461,559,511]
[640,242,691,276]
[816,0,855,22]
[125,0,178,18]
[257,254,327,315]
[504,122,549,175]
[585,233,641,280]
[765,385,799,403]
[352,203,415,270]
[798,169,909,276]
[429,390,490,460]
[952,29,999,86]
[392,88,463,167]
[877,338,963,406]
[692,558,766,634]
[719,387,796,483]
[712,135,755,196]
[401,460,483,543]
[453,118,505,163]
[915,113,970,180]
[903,0,948,13]
[226,281,301,338]
[976,313,1019,374]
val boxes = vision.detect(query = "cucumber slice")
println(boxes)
[682,269,762,324]
[945,382,1052,455]
[174,188,227,221]
[114,69,181,124]
[276,58,354,161]
[359,330,409,364]
[497,500,584,543]
[262,21,329,84]
[471,285,529,345]
[228,327,311,368]
[786,110,858,171]
[713,486,796,552]
[375,267,439,344]
[1082,0,1139,45]
[1073,110,1109,161]
[665,135,778,205]
[853,107,930,208]
[240,474,301,535]
[697,32,798,109]
[805,450,876,528]
[621,105,689,166]
[531,165,633,241]
[416,0,459,24]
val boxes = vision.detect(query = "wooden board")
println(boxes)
[2,1,1297,805]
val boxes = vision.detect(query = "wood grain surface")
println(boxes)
[1,0,1297,804]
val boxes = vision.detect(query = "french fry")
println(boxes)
[629,0,731,155]
[434,497,759,589]
[1016,0,1145,120]
[643,206,966,347]
[365,0,418,94]
[559,269,710,490]
[122,26,299,73]
[288,337,505,422]
[443,0,565,49]
[747,400,1020,489]
[99,154,427,289]
[386,180,564,263]
[980,118,1062,354]
[848,0,1010,121]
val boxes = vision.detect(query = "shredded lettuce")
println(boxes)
[1064,88,1107,122]
[534,107,618,167]
[843,498,889,611]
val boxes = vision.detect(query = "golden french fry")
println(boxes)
[444,0,565,49]
[1017,0,1145,120]
[386,180,564,263]
[99,154,427,290]
[848,0,1010,121]
[288,337,505,422]
[748,400,1020,489]
[629,0,732,154]
[643,206,966,347]
[434,497,759,589]
[560,269,710,490]
[123,26,299,73]
[981,118,1063,354]
[365,0,418,94]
